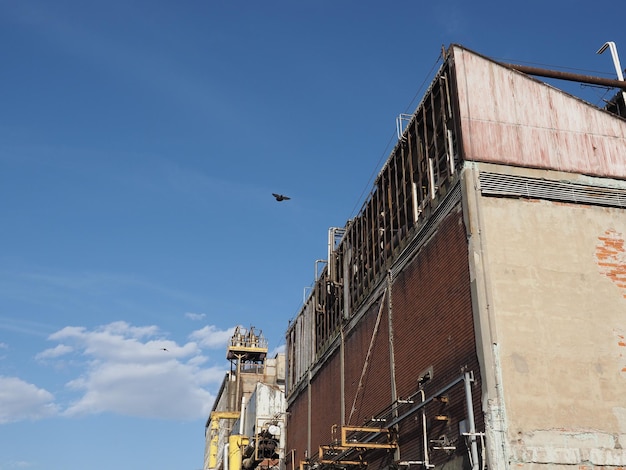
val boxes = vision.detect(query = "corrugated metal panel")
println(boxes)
[452,45,626,179]
[479,171,626,207]
[286,300,315,396]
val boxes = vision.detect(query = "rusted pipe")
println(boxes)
[502,63,626,90]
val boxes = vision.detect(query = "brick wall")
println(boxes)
[286,204,482,470]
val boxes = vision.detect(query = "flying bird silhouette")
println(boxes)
[272,193,291,201]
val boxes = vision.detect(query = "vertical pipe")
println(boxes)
[340,327,346,425]
[307,369,312,456]
[428,158,436,200]
[387,271,399,461]
[224,443,229,470]
[235,356,242,412]
[464,372,480,470]
[597,41,626,108]
[328,228,334,282]
[446,129,455,176]
[412,182,420,222]
[420,390,430,469]
[239,397,246,435]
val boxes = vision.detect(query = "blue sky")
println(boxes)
[0,1,624,469]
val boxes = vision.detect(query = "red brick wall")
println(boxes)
[286,387,308,469]
[309,350,343,451]
[390,205,481,465]
[286,204,482,468]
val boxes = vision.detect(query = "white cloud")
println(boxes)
[185,312,206,321]
[63,360,215,420]
[2,461,33,469]
[0,376,58,423]
[189,325,235,349]
[35,344,73,360]
[39,321,227,420]
[49,321,179,363]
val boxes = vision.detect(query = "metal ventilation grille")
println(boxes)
[479,172,626,208]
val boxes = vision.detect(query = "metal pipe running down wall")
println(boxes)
[396,373,478,469]
[464,371,480,470]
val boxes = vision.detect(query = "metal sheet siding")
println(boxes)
[452,46,626,179]
[287,301,315,394]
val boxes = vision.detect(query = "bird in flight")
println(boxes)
[160,348,169,352]
[272,193,291,201]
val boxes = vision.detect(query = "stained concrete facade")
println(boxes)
[464,163,626,470]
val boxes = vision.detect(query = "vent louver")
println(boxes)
[479,172,626,208]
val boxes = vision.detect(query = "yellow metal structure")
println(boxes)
[229,435,248,470]
[208,419,220,469]
[208,411,242,468]
[319,446,366,466]
[341,426,397,449]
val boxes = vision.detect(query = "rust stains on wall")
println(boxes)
[595,228,626,378]
[596,229,626,299]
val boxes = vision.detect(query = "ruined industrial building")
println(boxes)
[205,44,626,470]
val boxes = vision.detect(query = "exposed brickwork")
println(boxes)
[390,205,481,466]
[286,390,309,466]
[596,229,626,298]
[595,228,626,377]
[310,351,343,451]
[286,204,481,469]
[344,298,392,427]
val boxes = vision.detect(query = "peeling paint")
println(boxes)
[596,230,626,378]
[595,229,626,299]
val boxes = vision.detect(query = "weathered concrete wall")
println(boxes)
[464,163,626,470]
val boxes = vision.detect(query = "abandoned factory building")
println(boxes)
[285,44,626,470]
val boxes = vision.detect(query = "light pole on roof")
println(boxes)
[597,41,626,107]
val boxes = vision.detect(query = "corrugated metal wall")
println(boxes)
[287,300,315,392]
[451,45,626,179]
